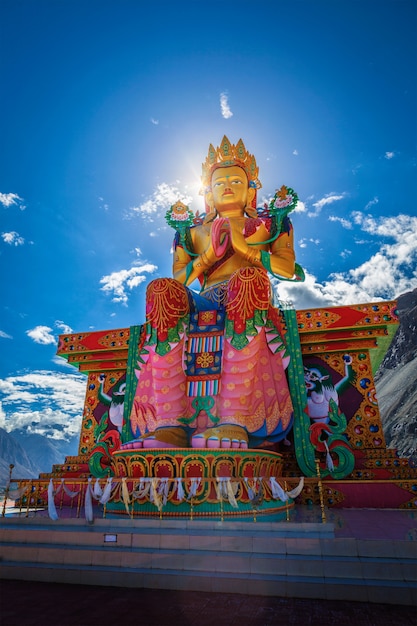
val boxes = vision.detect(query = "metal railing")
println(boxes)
[0,466,328,523]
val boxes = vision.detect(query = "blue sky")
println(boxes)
[1,0,416,446]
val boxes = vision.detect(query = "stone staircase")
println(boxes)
[0,516,416,606]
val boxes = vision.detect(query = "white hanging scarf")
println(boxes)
[47,479,81,520]
[244,477,261,502]
[47,479,59,521]
[157,478,170,507]
[324,440,335,472]
[150,478,163,511]
[132,477,151,500]
[121,478,131,515]
[84,478,94,523]
[269,477,289,501]
[99,477,114,505]
[286,476,304,498]
[93,479,103,499]
[62,480,79,498]
[187,477,201,500]
[175,478,185,501]
[8,483,30,501]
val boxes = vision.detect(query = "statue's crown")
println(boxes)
[201,136,262,192]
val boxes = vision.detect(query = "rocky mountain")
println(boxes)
[0,428,78,487]
[375,288,417,460]
[0,428,40,486]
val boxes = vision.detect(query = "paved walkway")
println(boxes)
[1,580,416,626]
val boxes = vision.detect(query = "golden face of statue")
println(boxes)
[209,165,255,217]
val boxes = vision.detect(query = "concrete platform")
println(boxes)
[1,505,416,612]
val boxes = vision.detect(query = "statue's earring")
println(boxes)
[204,206,217,224]
[245,205,258,218]
[204,190,216,223]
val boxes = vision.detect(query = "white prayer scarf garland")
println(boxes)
[269,476,305,501]
[85,477,115,522]
[8,483,31,502]
[47,478,80,520]
[45,473,304,522]
[99,477,114,504]
[269,476,289,501]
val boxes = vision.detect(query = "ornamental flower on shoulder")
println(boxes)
[274,185,294,208]
[269,185,299,214]
[165,201,194,230]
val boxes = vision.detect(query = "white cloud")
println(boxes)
[298,238,320,249]
[292,149,299,156]
[0,330,12,339]
[26,326,56,345]
[0,370,85,440]
[220,92,233,119]
[98,197,109,211]
[2,231,25,246]
[0,192,25,209]
[100,262,157,304]
[150,117,159,125]
[55,320,73,334]
[340,249,352,259]
[277,211,417,309]
[384,151,395,160]
[294,200,307,213]
[328,215,353,229]
[309,193,347,217]
[127,182,192,221]
[52,355,77,369]
[364,197,379,210]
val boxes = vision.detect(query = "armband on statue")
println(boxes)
[260,250,272,273]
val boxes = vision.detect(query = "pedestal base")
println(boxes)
[106,448,293,518]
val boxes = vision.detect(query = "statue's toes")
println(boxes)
[191,433,249,449]
[191,434,207,448]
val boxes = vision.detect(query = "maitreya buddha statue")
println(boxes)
[124,136,303,450]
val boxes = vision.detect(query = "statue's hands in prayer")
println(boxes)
[211,217,230,259]
[228,218,260,264]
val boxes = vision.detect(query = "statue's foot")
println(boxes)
[119,440,144,450]
[142,426,189,449]
[120,427,188,450]
[191,426,249,449]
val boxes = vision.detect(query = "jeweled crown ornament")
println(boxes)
[200,135,262,193]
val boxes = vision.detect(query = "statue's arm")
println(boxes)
[268,225,295,278]
[173,231,218,287]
